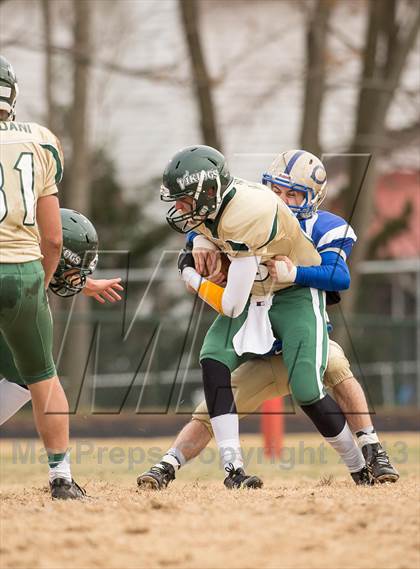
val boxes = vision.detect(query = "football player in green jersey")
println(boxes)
[0,56,122,499]
[158,145,367,489]
[0,207,123,482]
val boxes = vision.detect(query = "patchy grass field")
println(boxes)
[1,433,419,569]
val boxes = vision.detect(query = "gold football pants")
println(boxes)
[193,340,353,433]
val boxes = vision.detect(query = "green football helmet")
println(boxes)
[160,145,233,233]
[0,56,18,121]
[49,209,99,298]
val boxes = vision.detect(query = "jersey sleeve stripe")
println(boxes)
[316,224,357,248]
[258,204,278,249]
[318,238,355,260]
[320,247,347,261]
[40,143,63,184]
[318,237,355,252]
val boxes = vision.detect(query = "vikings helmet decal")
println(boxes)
[160,145,233,233]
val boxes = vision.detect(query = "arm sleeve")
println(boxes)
[182,255,260,317]
[186,231,198,245]
[192,233,219,251]
[294,251,350,291]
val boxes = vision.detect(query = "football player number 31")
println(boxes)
[0,153,36,225]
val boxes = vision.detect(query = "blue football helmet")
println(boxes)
[262,149,327,219]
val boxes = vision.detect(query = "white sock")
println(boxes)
[210,414,243,471]
[356,426,380,448]
[326,423,365,473]
[49,451,72,483]
[161,448,185,470]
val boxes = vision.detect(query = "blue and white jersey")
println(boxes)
[292,210,356,292]
[300,210,357,260]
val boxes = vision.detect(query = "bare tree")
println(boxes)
[60,0,92,409]
[300,0,333,156]
[68,0,91,214]
[179,0,222,149]
[341,0,420,319]
[40,0,57,133]
[40,0,66,325]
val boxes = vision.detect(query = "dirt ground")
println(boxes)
[1,433,419,569]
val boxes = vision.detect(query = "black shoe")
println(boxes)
[50,478,86,500]
[351,466,373,486]
[137,461,176,490]
[362,443,399,483]
[223,463,263,489]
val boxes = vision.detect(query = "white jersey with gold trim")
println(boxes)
[195,178,321,295]
[0,121,63,263]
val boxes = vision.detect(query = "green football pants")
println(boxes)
[0,260,56,385]
[200,286,328,405]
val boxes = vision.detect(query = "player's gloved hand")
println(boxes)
[178,247,203,293]
[177,247,196,276]
[266,255,297,284]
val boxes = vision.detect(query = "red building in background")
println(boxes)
[370,171,420,259]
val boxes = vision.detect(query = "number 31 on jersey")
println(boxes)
[0,152,35,225]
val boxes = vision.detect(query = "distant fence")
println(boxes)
[74,356,417,411]
[56,257,419,410]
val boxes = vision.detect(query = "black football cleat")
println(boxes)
[50,478,86,500]
[351,466,373,486]
[223,464,263,489]
[362,443,399,483]
[137,461,176,490]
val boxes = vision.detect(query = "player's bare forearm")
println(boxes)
[83,277,124,304]
[37,195,62,288]
[40,239,62,288]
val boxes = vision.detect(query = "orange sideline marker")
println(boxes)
[261,397,284,458]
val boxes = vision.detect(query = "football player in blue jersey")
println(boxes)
[137,150,398,490]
